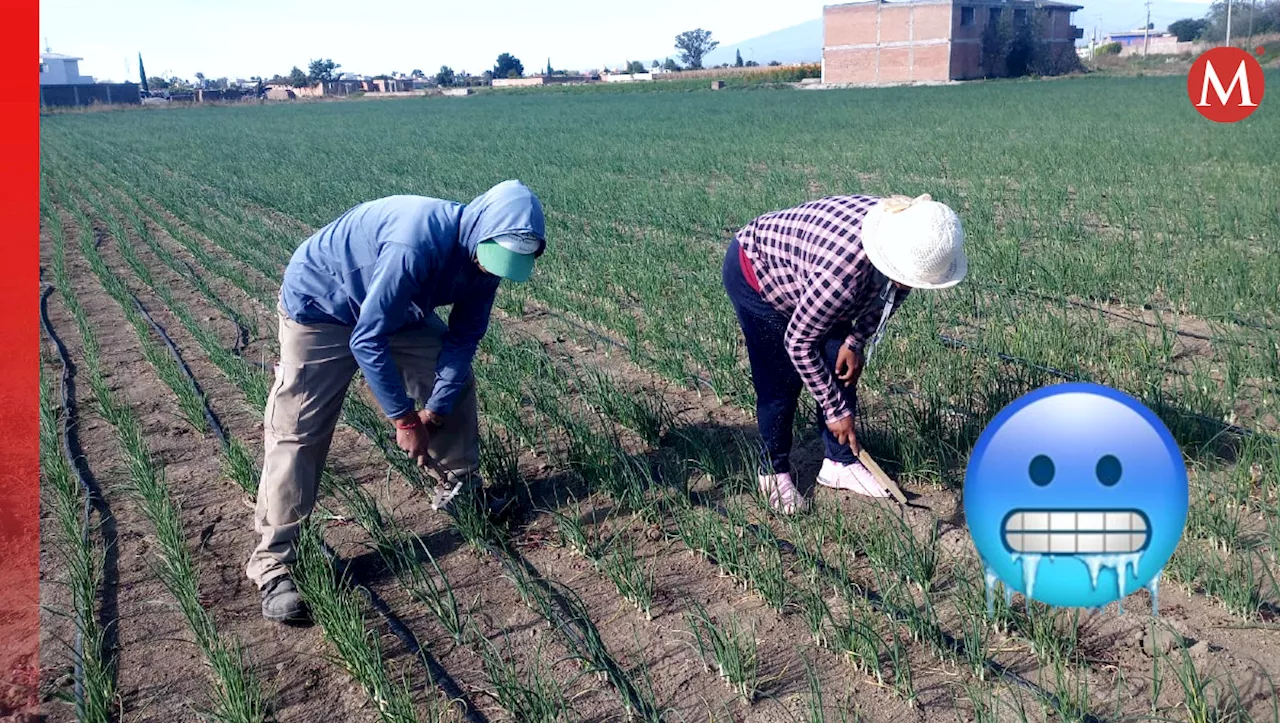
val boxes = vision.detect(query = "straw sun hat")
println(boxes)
[861,194,968,290]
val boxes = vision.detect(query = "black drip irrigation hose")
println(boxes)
[523,306,718,391]
[970,283,1276,346]
[460,527,661,721]
[118,258,495,717]
[340,402,659,718]
[318,542,490,723]
[39,286,119,718]
[178,259,250,355]
[534,304,1273,443]
[496,311,1108,717]
[938,334,1273,442]
[130,294,229,446]
[365,442,662,720]
[131,292,487,720]
[705,498,1106,723]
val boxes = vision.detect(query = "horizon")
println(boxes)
[40,0,1217,84]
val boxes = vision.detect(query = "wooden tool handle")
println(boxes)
[858,449,908,505]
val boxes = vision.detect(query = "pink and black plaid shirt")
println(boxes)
[735,194,909,423]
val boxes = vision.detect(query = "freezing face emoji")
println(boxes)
[964,382,1189,611]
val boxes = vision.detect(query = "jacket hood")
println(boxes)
[458,180,546,255]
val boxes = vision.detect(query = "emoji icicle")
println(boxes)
[982,551,1163,617]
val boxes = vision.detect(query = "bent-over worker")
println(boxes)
[248,180,546,622]
[722,193,968,514]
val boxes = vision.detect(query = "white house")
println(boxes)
[601,71,654,83]
[40,52,95,85]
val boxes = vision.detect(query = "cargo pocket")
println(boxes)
[264,362,306,435]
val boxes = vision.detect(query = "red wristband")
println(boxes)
[395,416,423,430]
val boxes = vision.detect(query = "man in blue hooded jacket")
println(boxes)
[248,180,546,622]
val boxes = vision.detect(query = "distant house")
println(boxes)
[1105,30,1165,47]
[822,0,1084,85]
[1102,30,1194,56]
[40,52,95,85]
[601,71,654,83]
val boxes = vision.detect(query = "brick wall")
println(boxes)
[823,0,1082,83]
[822,0,954,84]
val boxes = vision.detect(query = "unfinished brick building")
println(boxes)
[822,0,1084,85]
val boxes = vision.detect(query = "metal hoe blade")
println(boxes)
[418,453,465,510]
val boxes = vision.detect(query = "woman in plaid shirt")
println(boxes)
[722,193,968,514]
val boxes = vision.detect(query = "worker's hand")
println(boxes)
[418,408,444,430]
[826,414,862,456]
[394,412,432,467]
[835,345,863,387]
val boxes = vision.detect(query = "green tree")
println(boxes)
[735,49,744,67]
[1168,17,1209,41]
[195,71,206,88]
[546,58,553,76]
[288,66,310,87]
[1201,1,1280,43]
[493,53,524,78]
[626,60,646,74]
[663,57,680,71]
[768,60,781,66]
[652,59,660,68]
[308,58,340,83]
[981,11,1078,78]
[147,76,170,90]
[435,65,456,86]
[675,28,719,69]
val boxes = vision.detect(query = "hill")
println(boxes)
[700,18,822,67]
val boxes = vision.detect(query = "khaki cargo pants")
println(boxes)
[246,303,480,588]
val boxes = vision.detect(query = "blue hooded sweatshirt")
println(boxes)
[279,180,545,420]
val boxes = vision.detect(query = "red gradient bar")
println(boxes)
[0,0,42,715]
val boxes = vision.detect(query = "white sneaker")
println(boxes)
[816,459,889,499]
[759,472,810,515]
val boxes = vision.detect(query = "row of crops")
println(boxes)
[38,77,1280,722]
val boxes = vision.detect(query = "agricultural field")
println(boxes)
[36,73,1280,723]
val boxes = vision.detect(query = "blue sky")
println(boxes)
[40,0,1217,83]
